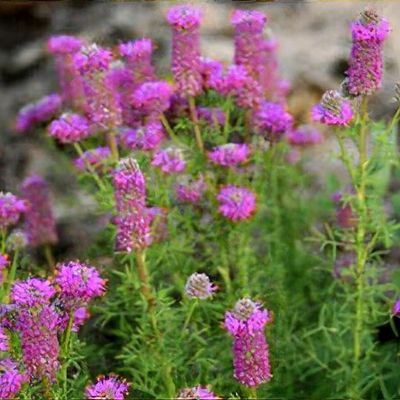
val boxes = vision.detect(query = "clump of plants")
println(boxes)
[0,5,399,399]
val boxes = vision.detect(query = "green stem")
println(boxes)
[351,96,369,398]
[160,113,183,146]
[245,386,258,399]
[60,312,74,397]
[107,130,119,162]
[4,250,19,303]
[0,230,6,253]
[73,143,105,191]
[135,250,155,309]
[181,299,198,337]
[43,244,55,271]
[188,96,204,152]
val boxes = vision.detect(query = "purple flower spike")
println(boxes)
[167,5,203,97]
[175,175,205,204]
[208,143,250,167]
[85,375,130,400]
[253,101,293,140]
[392,299,400,316]
[48,113,92,143]
[11,278,55,308]
[346,8,390,96]
[21,175,58,247]
[113,158,152,252]
[72,44,113,74]
[131,81,174,116]
[231,10,267,79]
[0,359,28,399]
[55,261,106,309]
[224,298,272,387]
[15,305,60,381]
[178,385,220,399]
[185,273,217,299]
[122,121,165,151]
[217,186,256,221]
[0,193,27,231]
[152,147,186,174]
[312,90,353,126]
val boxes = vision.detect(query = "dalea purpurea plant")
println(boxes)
[0,4,399,399]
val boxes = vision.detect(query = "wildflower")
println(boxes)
[224,298,272,387]
[130,81,174,117]
[85,375,130,400]
[0,254,9,285]
[197,107,226,126]
[178,385,220,399]
[185,273,217,299]
[287,125,323,146]
[217,186,256,221]
[217,65,263,109]
[208,143,250,167]
[20,176,58,247]
[11,278,55,308]
[175,175,205,204]
[253,101,293,140]
[152,147,186,174]
[0,358,28,399]
[15,94,62,133]
[167,5,203,97]
[6,230,28,252]
[346,8,390,96]
[0,327,9,352]
[73,44,122,127]
[48,113,92,143]
[74,146,111,173]
[231,10,267,79]
[15,305,60,381]
[119,38,156,83]
[55,261,106,309]
[0,193,27,231]
[122,121,165,151]
[47,35,85,109]
[392,299,400,316]
[113,158,151,252]
[312,90,353,126]
[199,57,223,90]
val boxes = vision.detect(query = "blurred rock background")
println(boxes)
[0,0,399,256]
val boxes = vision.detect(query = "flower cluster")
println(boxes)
[178,385,219,399]
[0,193,27,231]
[224,298,272,387]
[122,121,165,151]
[208,143,250,167]
[85,375,130,400]
[217,186,256,221]
[152,147,186,174]
[287,125,323,146]
[48,113,92,143]
[175,175,205,204]
[0,359,28,399]
[20,175,58,247]
[312,90,353,126]
[16,94,62,133]
[185,273,217,299]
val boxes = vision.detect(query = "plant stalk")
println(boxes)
[188,96,204,152]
